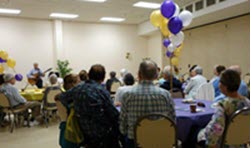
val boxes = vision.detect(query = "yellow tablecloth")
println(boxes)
[20,89,44,101]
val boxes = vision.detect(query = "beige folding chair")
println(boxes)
[0,93,29,133]
[110,82,121,99]
[220,107,250,147]
[134,113,177,148]
[195,83,215,101]
[55,100,67,122]
[42,89,62,127]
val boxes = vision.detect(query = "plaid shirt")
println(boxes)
[119,80,176,139]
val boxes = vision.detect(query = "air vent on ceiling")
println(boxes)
[206,0,216,7]
[195,0,203,11]
[185,4,193,12]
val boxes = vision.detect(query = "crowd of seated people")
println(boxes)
[0,60,249,148]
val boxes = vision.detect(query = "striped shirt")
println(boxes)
[119,81,175,139]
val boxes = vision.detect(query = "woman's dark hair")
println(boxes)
[0,74,5,85]
[123,73,135,86]
[220,69,240,92]
[88,64,106,82]
[79,70,88,81]
[63,74,79,91]
[216,65,226,75]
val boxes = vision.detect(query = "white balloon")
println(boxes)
[170,31,184,47]
[173,3,180,17]
[168,43,175,52]
[179,10,193,27]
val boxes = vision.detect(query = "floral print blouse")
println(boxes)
[197,97,250,147]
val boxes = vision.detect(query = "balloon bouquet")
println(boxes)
[149,0,193,89]
[0,50,23,81]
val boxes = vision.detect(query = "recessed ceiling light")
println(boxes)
[133,1,161,9]
[0,8,21,14]
[50,13,79,19]
[80,0,106,3]
[100,17,125,22]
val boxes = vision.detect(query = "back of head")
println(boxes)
[220,69,240,92]
[49,74,58,85]
[138,60,158,81]
[88,64,106,83]
[194,66,203,75]
[79,70,88,81]
[4,73,14,83]
[110,71,116,78]
[229,65,242,75]
[120,68,128,77]
[123,73,135,86]
[163,65,172,77]
[63,74,80,91]
[216,65,226,75]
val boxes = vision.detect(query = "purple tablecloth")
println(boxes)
[174,99,215,143]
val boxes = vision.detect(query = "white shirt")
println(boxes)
[114,86,132,103]
[184,75,207,99]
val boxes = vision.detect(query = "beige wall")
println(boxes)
[62,22,147,78]
[171,15,250,79]
[147,32,163,68]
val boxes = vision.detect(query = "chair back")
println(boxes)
[0,93,11,108]
[46,89,62,104]
[195,83,214,101]
[171,89,184,99]
[220,107,250,147]
[55,101,68,121]
[111,82,121,94]
[134,113,177,148]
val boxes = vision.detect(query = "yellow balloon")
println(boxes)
[0,51,8,60]
[159,19,171,37]
[174,50,181,57]
[150,10,164,27]
[171,57,179,66]
[0,65,4,74]
[176,43,184,51]
[7,58,16,68]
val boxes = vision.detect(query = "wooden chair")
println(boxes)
[195,83,215,101]
[0,93,29,133]
[42,89,62,127]
[134,113,177,148]
[220,107,250,147]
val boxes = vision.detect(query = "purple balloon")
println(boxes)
[0,58,6,63]
[166,51,173,58]
[163,39,171,48]
[15,74,23,81]
[168,17,183,34]
[161,0,176,19]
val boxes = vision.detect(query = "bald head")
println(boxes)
[229,65,241,75]
[138,60,158,81]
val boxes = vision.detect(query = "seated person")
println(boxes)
[184,66,207,99]
[160,65,182,91]
[214,65,249,102]
[211,65,226,98]
[46,71,63,87]
[106,71,120,93]
[1,73,41,124]
[79,70,88,82]
[114,73,135,106]
[56,74,81,148]
[197,69,250,147]
[42,74,62,107]
[119,68,128,85]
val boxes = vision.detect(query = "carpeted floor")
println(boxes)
[0,122,60,148]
